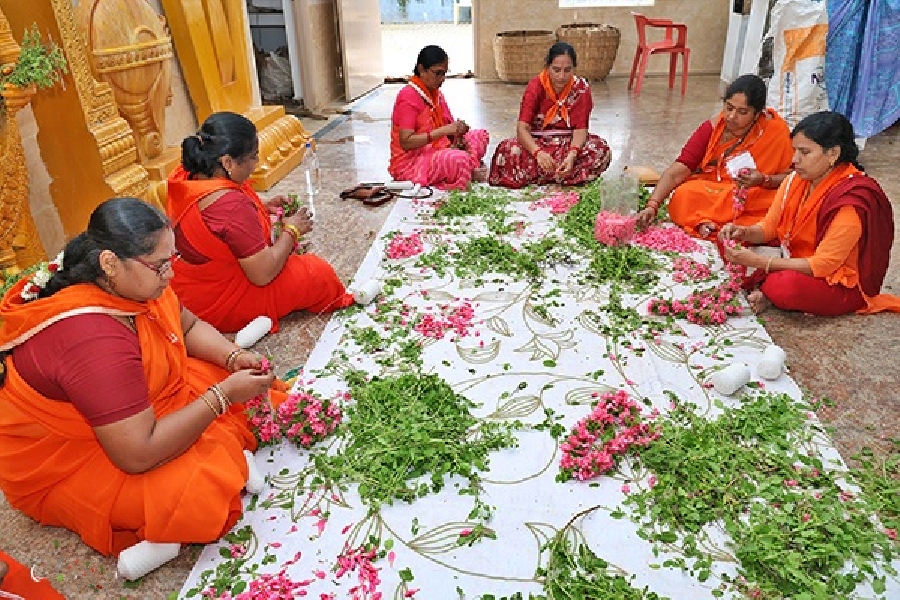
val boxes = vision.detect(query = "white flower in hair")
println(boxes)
[19,250,65,302]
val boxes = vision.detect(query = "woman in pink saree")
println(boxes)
[389,45,489,190]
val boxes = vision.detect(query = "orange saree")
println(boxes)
[758,165,900,314]
[668,108,793,238]
[166,166,354,333]
[0,282,275,556]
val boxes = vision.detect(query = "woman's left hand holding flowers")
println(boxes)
[735,168,765,188]
[232,350,268,373]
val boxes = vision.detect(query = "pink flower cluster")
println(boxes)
[631,225,701,253]
[671,258,712,283]
[531,191,580,214]
[647,263,746,325]
[559,390,661,482]
[594,211,637,246]
[204,552,307,599]
[246,390,345,448]
[335,544,382,600]
[386,232,425,260]
[413,300,476,340]
[732,168,751,218]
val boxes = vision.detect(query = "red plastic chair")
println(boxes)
[628,12,690,95]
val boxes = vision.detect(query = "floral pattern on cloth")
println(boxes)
[489,74,611,189]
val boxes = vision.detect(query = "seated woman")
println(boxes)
[389,44,489,190]
[720,111,900,316]
[0,198,284,560]
[167,112,355,334]
[636,74,793,238]
[489,42,611,189]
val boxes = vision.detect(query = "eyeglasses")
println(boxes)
[132,253,181,277]
[428,68,448,78]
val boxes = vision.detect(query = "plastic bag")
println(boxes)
[765,0,829,127]
[259,47,293,101]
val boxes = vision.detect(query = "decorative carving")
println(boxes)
[75,0,175,163]
[160,0,311,191]
[48,0,149,198]
[0,10,47,273]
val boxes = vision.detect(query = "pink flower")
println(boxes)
[885,528,897,540]
[388,551,396,567]
[621,484,631,494]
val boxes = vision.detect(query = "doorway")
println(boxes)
[380,0,475,79]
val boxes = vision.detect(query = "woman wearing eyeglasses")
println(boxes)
[489,42,611,189]
[0,198,284,568]
[167,111,355,334]
[389,44,490,190]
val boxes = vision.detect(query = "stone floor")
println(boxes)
[2,74,898,598]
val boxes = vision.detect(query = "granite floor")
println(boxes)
[2,74,898,598]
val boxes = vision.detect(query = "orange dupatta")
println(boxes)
[538,70,575,129]
[0,280,258,555]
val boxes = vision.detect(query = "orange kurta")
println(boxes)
[0,281,273,556]
[758,164,900,313]
[166,166,354,333]
[668,109,794,237]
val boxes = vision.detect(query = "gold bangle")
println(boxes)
[209,384,230,415]
[225,348,243,372]
[201,393,220,417]
[765,256,774,274]
[282,223,302,241]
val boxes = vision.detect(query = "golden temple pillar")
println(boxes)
[1,0,149,238]
[159,0,310,191]
[0,11,46,273]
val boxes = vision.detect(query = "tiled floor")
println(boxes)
[2,74,898,598]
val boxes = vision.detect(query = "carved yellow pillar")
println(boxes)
[159,0,311,191]
[0,10,47,273]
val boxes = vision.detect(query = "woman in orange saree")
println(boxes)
[167,112,354,334]
[721,111,900,316]
[0,199,283,566]
[637,75,794,239]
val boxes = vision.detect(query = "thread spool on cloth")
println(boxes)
[711,363,751,396]
[235,316,273,348]
[117,541,180,580]
[244,449,265,494]
[352,279,383,305]
[757,344,787,380]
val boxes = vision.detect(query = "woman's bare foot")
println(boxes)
[747,289,772,314]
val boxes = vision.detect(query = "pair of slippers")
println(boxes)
[339,184,396,207]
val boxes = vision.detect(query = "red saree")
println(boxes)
[0,282,281,556]
[167,165,354,333]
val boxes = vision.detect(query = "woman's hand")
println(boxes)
[284,208,314,237]
[735,169,764,188]
[231,350,266,372]
[556,151,576,178]
[723,244,758,267]
[219,368,277,405]
[265,195,290,214]
[719,223,747,242]
[635,207,657,230]
[453,119,470,136]
[535,150,556,174]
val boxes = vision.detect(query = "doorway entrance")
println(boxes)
[380,0,474,78]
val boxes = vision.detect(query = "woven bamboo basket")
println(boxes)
[493,30,557,84]
[556,23,620,81]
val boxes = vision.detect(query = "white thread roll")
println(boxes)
[711,363,752,396]
[235,316,273,348]
[117,541,180,580]
[353,279,383,306]
[757,344,787,380]
[244,449,265,495]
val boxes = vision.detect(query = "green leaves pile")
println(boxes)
[314,372,521,508]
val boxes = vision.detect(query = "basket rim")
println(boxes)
[558,23,620,30]
[495,29,555,38]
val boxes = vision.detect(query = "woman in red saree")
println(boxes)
[637,75,794,239]
[0,199,284,566]
[721,111,900,316]
[389,45,489,190]
[488,42,611,189]
[167,112,354,334]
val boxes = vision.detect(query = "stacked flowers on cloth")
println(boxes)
[594,211,637,246]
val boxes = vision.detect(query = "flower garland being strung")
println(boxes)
[19,251,64,302]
